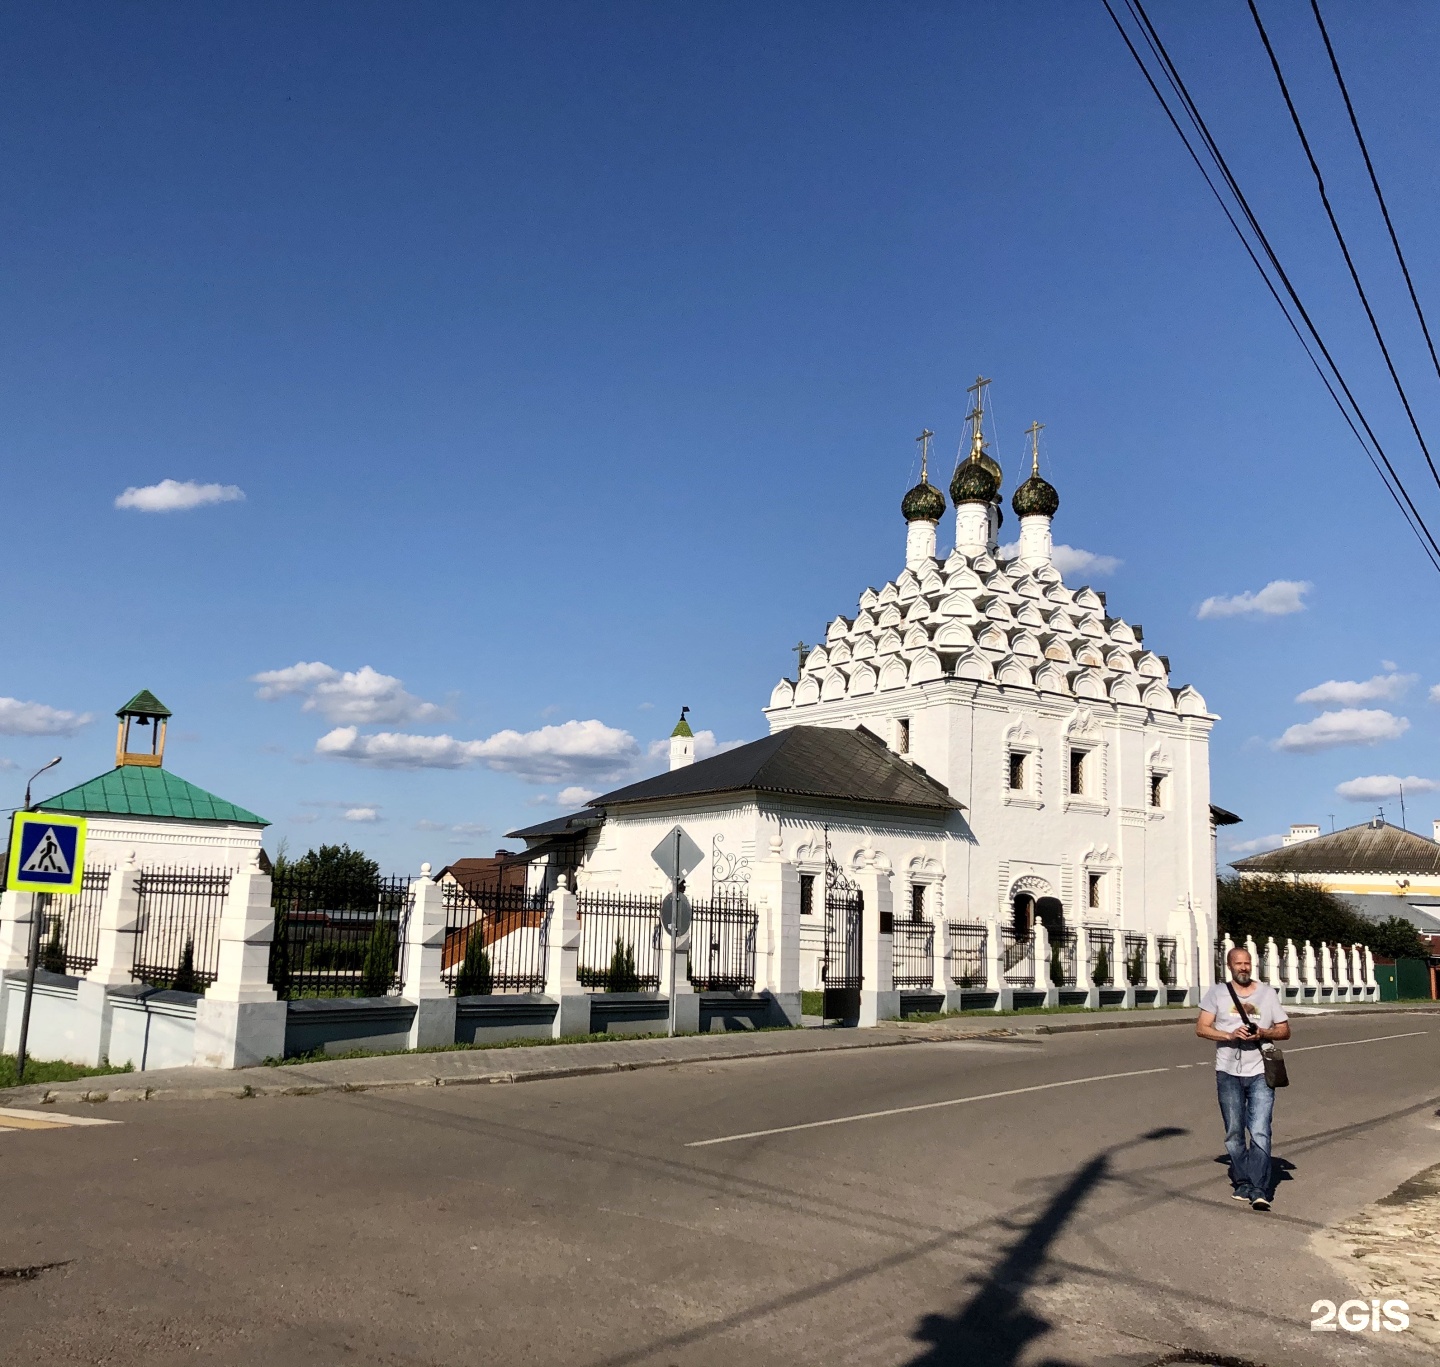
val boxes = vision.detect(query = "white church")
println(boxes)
[509,385,1219,1018]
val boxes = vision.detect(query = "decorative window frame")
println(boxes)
[1146,744,1173,816]
[905,854,944,921]
[1002,715,1044,810]
[1079,842,1122,921]
[1063,707,1109,813]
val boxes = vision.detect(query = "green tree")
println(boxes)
[454,927,493,996]
[269,905,292,1000]
[606,936,640,993]
[1127,944,1146,986]
[1217,876,1427,958]
[359,918,397,997]
[292,843,380,884]
[1094,941,1111,986]
[1049,941,1065,987]
[171,937,198,994]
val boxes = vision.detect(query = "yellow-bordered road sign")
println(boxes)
[7,811,87,895]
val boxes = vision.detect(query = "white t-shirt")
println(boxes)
[1199,981,1288,1077]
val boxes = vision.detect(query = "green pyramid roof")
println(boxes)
[671,714,694,738]
[116,689,172,719]
[38,767,267,826]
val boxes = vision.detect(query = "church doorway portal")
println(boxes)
[1036,896,1065,938]
[1011,893,1035,937]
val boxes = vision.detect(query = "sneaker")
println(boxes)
[1250,1196,1271,1211]
[1231,1190,1251,1201]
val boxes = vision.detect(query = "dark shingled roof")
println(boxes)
[590,726,961,813]
[1232,819,1440,876]
[505,809,605,841]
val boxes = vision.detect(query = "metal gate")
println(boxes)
[821,858,863,1021]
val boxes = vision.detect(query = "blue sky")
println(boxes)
[4,1,1440,870]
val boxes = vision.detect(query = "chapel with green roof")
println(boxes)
[37,691,268,869]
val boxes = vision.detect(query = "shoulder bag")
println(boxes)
[1226,980,1289,1088]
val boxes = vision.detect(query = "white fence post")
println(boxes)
[1283,939,1300,998]
[930,885,949,998]
[545,882,590,1038]
[403,866,454,1049]
[1220,933,1235,981]
[1145,933,1165,1008]
[1319,942,1336,1001]
[749,837,801,1025]
[857,861,897,1026]
[1033,922,1058,1007]
[1264,937,1284,991]
[1363,945,1378,999]
[1077,926,1098,1010]
[658,906,699,1035]
[192,857,286,1068]
[0,889,38,974]
[1302,940,1318,995]
[986,917,1013,1011]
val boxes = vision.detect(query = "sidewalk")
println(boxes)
[4,1001,1434,1108]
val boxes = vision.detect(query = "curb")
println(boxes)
[8,1003,1435,1108]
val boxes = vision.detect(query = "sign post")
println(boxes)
[651,825,703,1037]
[7,808,87,1084]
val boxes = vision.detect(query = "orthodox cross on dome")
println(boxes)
[915,429,934,483]
[964,375,992,461]
[1024,420,1045,474]
[793,640,809,672]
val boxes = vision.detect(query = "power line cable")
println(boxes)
[1308,0,1440,389]
[1102,0,1440,570]
[1247,0,1440,494]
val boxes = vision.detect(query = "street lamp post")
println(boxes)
[13,756,62,1086]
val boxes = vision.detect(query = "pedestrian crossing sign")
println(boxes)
[7,811,87,895]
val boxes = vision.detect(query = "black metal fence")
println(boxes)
[891,917,934,989]
[36,868,110,976]
[1000,927,1033,986]
[441,881,549,994]
[1122,931,1148,986]
[1049,928,1078,988]
[133,868,232,991]
[688,893,758,991]
[947,921,988,988]
[822,888,863,990]
[577,892,662,991]
[1086,926,1115,987]
[268,868,412,999]
[1156,935,1178,987]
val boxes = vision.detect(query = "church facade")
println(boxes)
[511,391,1219,1012]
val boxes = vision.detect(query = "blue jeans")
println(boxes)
[1217,1070,1274,1199]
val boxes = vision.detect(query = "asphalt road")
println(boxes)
[2,1014,1437,1367]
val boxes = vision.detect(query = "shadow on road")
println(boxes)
[903,1127,1188,1367]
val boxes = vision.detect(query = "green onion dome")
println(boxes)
[901,479,946,523]
[1012,472,1059,518]
[951,458,1000,505]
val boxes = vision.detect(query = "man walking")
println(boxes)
[1196,946,1290,1211]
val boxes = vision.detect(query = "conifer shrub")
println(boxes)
[171,937,198,994]
[1094,941,1111,986]
[41,915,65,974]
[606,936,640,993]
[360,919,398,997]
[455,927,493,996]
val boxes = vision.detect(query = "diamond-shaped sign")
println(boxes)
[651,825,704,883]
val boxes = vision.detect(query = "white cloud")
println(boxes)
[1225,833,1286,856]
[252,662,445,725]
[0,697,93,736]
[316,718,640,781]
[557,785,600,806]
[1296,672,1416,706]
[998,543,1121,576]
[115,479,245,513]
[1429,684,1440,704]
[414,819,449,832]
[637,702,655,711]
[450,822,490,838]
[1334,774,1440,802]
[1273,708,1409,753]
[1197,579,1311,620]
[0,758,17,771]
[343,806,380,823]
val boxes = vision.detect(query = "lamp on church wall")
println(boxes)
[115,689,172,768]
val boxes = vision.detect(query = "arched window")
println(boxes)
[1012,893,1035,937]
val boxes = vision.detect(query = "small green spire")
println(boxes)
[671,706,693,738]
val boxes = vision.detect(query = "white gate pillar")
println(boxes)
[545,882,591,1038]
[1033,922,1058,1007]
[193,859,286,1068]
[985,917,1013,1012]
[749,836,801,1025]
[856,863,897,1026]
[402,867,455,1049]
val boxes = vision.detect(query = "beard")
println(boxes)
[1232,970,1253,986]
